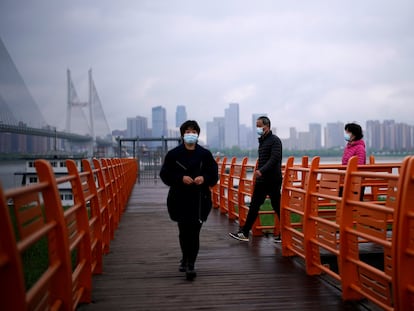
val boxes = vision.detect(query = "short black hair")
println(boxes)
[257,116,271,127]
[179,120,200,136]
[344,123,363,140]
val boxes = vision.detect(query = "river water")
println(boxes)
[0,156,407,190]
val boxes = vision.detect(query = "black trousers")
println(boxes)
[178,222,203,267]
[242,180,282,235]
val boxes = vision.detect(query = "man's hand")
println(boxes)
[254,170,262,178]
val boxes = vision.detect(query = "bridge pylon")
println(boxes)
[66,69,113,157]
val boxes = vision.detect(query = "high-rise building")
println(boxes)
[365,119,414,152]
[366,120,382,150]
[383,120,396,151]
[288,127,298,150]
[309,123,322,149]
[152,106,168,138]
[298,131,312,150]
[126,116,149,138]
[325,122,344,148]
[206,117,225,149]
[224,103,239,148]
[175,105,187,127]
[396,122,413,151]
[239,124,250,149]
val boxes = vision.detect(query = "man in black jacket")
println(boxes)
[160,120,218,280]
[229,116,283,242]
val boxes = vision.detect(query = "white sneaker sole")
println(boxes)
[229,232,249,242]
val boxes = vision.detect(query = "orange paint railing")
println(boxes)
[2,154,413,310]
[393,156,414,310]
[213,155,414,310]
[0,157,137,311]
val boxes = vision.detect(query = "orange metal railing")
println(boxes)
[213,155,414,310]
[2,154,414,310]
[0,157,137,311]
[393,156,414,310]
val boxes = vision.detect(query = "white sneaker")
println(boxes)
[229,231,249,242]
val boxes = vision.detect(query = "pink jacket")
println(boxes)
[342,139,366,165]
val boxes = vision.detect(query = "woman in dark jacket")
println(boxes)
[159,120,218,280]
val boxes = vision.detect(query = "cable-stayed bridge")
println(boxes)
[0,37,113,157]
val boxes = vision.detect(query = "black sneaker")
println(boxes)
[229,231,249,242]
[274,235,282,243]
[179,260,187,272]
[186,265,197,281]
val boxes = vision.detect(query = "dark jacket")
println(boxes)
[256,130,283,183]
[159,143,219,223]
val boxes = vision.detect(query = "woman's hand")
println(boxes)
[183,176,194,185]
[183,175,204,185]
[194,176,204,185]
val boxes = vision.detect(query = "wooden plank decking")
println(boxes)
[78,183,373,311]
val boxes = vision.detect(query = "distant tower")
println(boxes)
[207,117,225,149]
[309,123,322,149]
[152,106,168,137]
[224,103,240,148]
[366,120,381,150]
[127,116,149,138]
[66,68,111,140]
[325,122,344,148]
[175,105,187,127]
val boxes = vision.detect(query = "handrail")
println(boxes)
[2,154,413,310]
[214,155,413,310]
[339,157,409,309]
[212,156,226,209]
[0,157,137,310]
[218,157,236,215]
[393,156,414,310]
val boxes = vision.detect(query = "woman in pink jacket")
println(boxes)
[342,122,366,165]
[340,122,367,200]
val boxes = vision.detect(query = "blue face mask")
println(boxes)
[256,127,264,136]
[183,133,198,144]
[344,133,351,141]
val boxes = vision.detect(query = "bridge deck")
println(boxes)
[78,183,372,311]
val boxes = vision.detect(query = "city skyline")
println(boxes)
[125,103,414,151]
[1,1,413,140]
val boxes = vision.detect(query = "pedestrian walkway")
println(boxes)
[78,183,372,311]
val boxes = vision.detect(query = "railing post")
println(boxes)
[280,156,295,256]
[393,156,414,311]
[0,186,26,311]
[338,156,365,301]
[303,156,322,275]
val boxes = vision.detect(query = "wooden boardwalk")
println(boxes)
[78,183,373,311]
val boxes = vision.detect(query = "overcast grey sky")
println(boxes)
[1,0,413,138]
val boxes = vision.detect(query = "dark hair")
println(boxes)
[179,120,200,136]
[257,116,271,127]
[344,123,363,140]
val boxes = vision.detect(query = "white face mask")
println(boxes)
[256,127,264,136]
[344,133,351,141]
[183,133,198,144]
